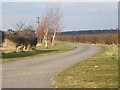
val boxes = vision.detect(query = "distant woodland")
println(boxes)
[60,29,118,35]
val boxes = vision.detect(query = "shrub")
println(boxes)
[0,39,17,53]
[1,32,38,53]
[7,34,37,47]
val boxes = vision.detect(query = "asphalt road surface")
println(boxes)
[2,42,101,88]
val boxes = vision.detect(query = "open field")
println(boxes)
[54,44,118,88]
[1,43,76,62]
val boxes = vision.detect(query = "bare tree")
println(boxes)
[51,8,62,46]
[14,19,26,31]
[37,7,62,47]
[36,9,51,48]
[12,19,35,37]
[42,17,50,48]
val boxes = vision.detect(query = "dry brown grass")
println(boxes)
[54,44,118,88]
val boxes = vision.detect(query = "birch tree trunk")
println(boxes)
[52,29,56,46]
[43,27,49,48]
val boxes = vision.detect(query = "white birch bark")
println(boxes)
[52,29,57,46]
[43,26,49,48]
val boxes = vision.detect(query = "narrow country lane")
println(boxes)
[2,42,101,88]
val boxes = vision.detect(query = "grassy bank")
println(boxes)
[54,44,118,88]
[1,43,76,62]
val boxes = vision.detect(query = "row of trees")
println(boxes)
[56,32,118,44]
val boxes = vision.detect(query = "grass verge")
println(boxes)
[53,44,118,88]
[1,43,76,62]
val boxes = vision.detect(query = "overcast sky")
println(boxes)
[1,2,118,31]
